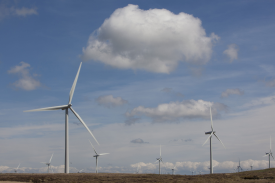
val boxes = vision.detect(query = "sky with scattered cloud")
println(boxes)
[1,0,275,175]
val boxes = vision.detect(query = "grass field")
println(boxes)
[1,168,275,182]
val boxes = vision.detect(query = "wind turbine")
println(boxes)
[24,62,99,174]
[89,140,109,173]
[171,165,176,175]
[237,159,243,172]
[135,164,141,174]
[41,153,54,173]
[14,164,20,173]
[250,162,254,171]
[202,107,225,174]
[78,169,84,173]
[263,136,274,168]
[155,145,163,175]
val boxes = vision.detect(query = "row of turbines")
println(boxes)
[23,62,274,175]
[152,107,273,175]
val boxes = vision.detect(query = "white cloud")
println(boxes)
[8,62,41,91]
[262,79,275,87]
[223,44,239,63]
[0,4,37,20]
[82,4,219,74]
[0,159,270,174]
[96,95,128,108]
[14,7,38,17]
[126,100,227,122]
[221,88,244,98]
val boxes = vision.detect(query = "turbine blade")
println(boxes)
[99,153,109,156]
[17,163,20,170]
[202,132,213,146]
[154,160,159,164]
[70,107,99,145]
[68,62,82,104]
[210,107,214,131]
[24,105,68,112]
[214,133,225,148]
[272,153,275,160]
[88,139,98,155]
[160,145,161,157]
[49,153,54,163]
[263,154,268,157]
[270,136,272,151]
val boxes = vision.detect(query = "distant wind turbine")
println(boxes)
[41,153,54,173]
[24,62,99,174]
[155,145,163,175]
[263,136,274,168]
[250,162,254,170]
[89,140,109,173]
[135,164,141,174]
[171,165,176,175]
[78,169,84,173]
[202,107,225,174]
[14,164,20,173]
[237,159,243,172]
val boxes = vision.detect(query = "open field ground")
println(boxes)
[1,169,275,183]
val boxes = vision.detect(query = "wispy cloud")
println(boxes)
[130,138,149,144]
[126,100,227,123]
[221,88,244,98]
[96,95,128,108]
[82,4,219,74]
[223,44,239,63]
[242,95,275,108]
[0,4,38,20]
[161,88,184,98]
[8,62,41,91]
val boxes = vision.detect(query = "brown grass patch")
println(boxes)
[1,168,275,183]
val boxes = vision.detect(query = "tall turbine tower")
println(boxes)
[202,107,225,174]
[237,159,243,172]
[263,136,274,168]
[155,145,163,175]
[41,153,54,173]
[89,140,109,173]
[24,62,99,174]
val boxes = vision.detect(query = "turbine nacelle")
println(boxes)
[205,131,215,135]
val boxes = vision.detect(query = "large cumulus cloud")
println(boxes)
[82,4,219,73]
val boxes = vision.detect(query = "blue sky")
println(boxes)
[1,0,275,174]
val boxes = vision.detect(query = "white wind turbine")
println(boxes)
[78,169,84,173]
[155,145,163,175]
[14,164,20,173]
[89,140,109,173]
[202,107,225,174]
[171,165,176,175]
[41,153,54,173]
[237,159,243,172]
[263,136,274,168]
[250,162,254,171]
[24,62,99,174]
